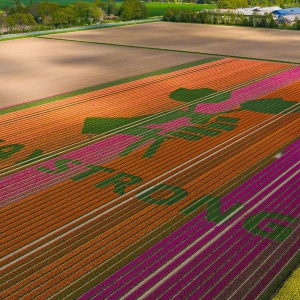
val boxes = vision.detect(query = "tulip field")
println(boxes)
[1,56,299,299]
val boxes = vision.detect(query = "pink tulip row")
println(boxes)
[0,134,138,207]
[194,66,300,114]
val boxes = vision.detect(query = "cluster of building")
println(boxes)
[273,7,300,25]
[216,6,300,25]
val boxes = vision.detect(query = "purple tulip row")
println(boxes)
[79,140,299,299]
[169,181,299,300]
[221,138,300,210]
[125,175,299,300]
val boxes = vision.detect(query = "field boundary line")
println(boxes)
[0,18,162,41]
[38,36,300,66]
[0,57,218,115]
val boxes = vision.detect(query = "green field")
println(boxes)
[1,1,216,17]
[143,3,216,17]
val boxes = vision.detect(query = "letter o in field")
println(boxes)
[137,184,188,205]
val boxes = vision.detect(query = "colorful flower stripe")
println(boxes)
[0,134,139,206]
[1,109,292,260]
[221,138,300,210]
[0,58,290,169]
[80,139,300,299]
[121,163,300,299]
[2,84,298,208]
[202,224,299,299]
[239,229,300,300]
[77,211,209,300]
[1,116,298,295]
[184,170,300,299]
[2,113,297,258]
[194,66,300,114]
[126,166,299,299]
[213,196,300,300]
[283,138,300,154]
[176,181,300,300]
[2,58,299,300]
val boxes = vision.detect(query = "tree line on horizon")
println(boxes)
[163,7,300,28]
[217,0,299,9]
[0,0,148,33]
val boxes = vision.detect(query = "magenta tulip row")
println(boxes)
[194,66,300,114]
[79,139,299,299]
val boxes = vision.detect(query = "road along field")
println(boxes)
[45,22,300,64]
[0,57,299,299]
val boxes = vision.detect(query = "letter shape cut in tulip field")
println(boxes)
[243,212,299,242]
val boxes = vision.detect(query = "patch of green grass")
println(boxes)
[82,116,146,134]
[169,88,231,104]
[241,98,300,114]
[145,3,216,17]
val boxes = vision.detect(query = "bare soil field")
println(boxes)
[46,22,300,64]
[0,37,207,108]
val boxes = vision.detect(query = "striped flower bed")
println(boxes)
[79,140,300,299]
[0,58,299,299]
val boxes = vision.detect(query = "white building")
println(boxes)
[276,14,300,25]
[212,7,281,17]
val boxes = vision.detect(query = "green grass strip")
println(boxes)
[0,57,220,116]
[0,19,162,41]
[215,116,240,123]
[207,122,236,131]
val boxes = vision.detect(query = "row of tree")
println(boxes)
[141,0,215,3]
[0,0,148,34]
[163,7,300,28]
[217,0,299,9]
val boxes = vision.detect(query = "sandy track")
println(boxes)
[0,37,207,108]
[45,22,300,63]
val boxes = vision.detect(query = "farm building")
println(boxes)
[213,7,281,17]
[272,7,300,17]
[253,6,281,13]
[236,6,281,16]
[276,14,300,25]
